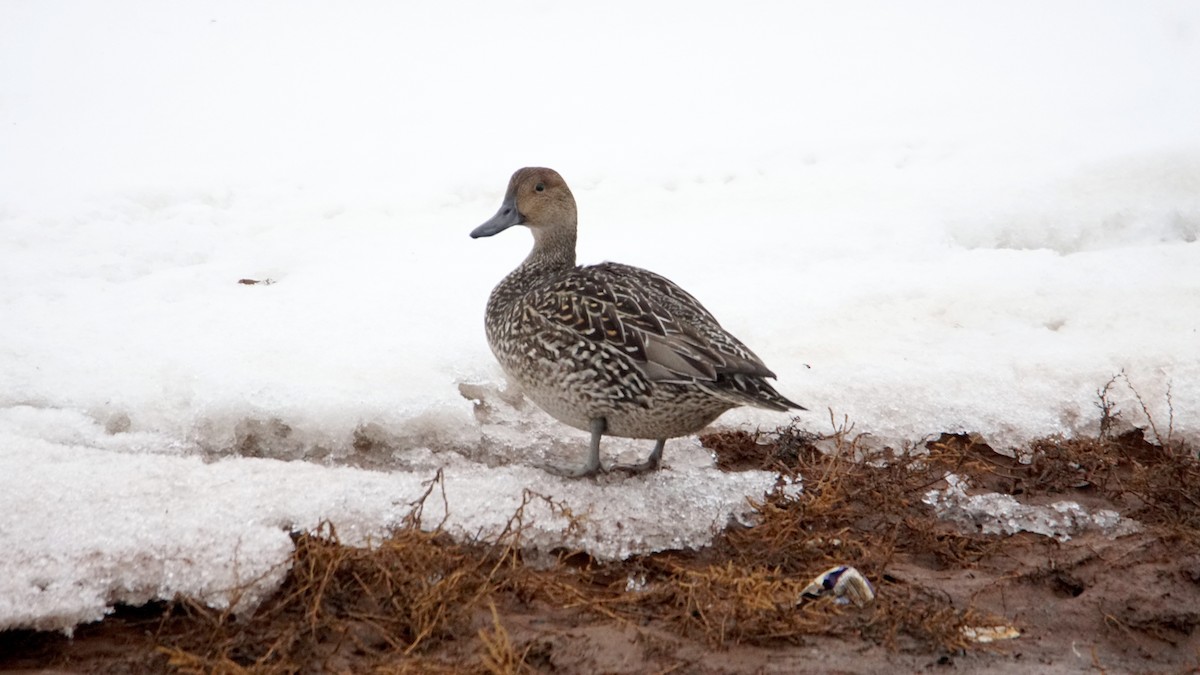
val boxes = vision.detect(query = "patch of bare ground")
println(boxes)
[3,410,1199,674]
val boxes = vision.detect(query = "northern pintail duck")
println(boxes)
[472,167,804,477]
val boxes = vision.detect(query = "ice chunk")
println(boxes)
[923,474,1140,541]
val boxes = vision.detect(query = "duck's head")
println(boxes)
[471,167,577,240]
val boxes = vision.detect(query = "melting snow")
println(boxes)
[923,474,1141,542]
[1,1,1198,631]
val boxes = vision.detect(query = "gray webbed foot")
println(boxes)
[540,458,604,479]
[540,417,607,479]
[607,438,666,475]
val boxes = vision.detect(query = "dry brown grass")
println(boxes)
[5,401,1197,673]
[142,421,1014,672]
[476,602,533,675]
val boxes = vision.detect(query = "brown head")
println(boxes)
[471,167,578,265]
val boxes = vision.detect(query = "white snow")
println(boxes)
[2,1,1199,631]
[923,474,1141,542]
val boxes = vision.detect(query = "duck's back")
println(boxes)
[484,259,800,439]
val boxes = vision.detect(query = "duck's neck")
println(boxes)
[522,222,577,270]
[489,223,579,322]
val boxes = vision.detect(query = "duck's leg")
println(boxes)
[543,417,605,478]
[609,438,666,475]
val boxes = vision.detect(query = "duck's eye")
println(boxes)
[535,182,545,192]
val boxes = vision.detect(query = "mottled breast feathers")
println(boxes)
[529,262,778,388]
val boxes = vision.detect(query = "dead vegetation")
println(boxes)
[3,387,1199,673]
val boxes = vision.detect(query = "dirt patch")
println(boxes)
[3,423,1199,674]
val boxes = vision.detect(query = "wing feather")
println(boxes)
[533,262,778,385]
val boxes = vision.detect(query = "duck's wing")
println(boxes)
[531,262,790,396]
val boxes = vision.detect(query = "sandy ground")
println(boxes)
[2,425,1198,674]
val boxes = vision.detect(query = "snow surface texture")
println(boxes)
[2,1,1199,631]
[923,474,1141,542]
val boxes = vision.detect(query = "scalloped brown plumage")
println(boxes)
[471,167,804,477]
